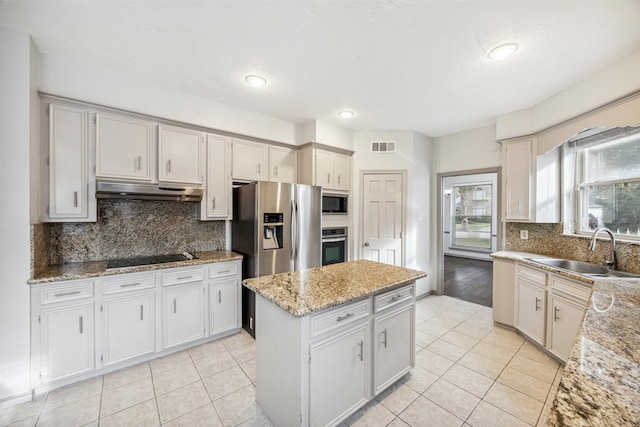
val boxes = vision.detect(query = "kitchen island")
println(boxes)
[243,259,427,427]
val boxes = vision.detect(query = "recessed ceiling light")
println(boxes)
[487,43,519,60]
[244,75,267,87]
[338,110,354,119]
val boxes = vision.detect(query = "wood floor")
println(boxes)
[443,255,493,307]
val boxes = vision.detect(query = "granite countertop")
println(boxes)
[491,251,640,426]
[243,259,427,317]
[491,250,595,284]
[29,250,243,284]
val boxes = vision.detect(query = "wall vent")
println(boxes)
[371,141,396,153]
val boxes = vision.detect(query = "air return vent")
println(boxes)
[371,141,396,153]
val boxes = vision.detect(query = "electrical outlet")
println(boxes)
[520,230,529,240]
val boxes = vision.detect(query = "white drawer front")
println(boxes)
[310,298,371,338]
[550,276,590,302]
[103,273,155,294]
[374,284,414,313]
[161,267,205,286]
[518,264,547,286]
[209,262,238,279]
[41,282,94,304]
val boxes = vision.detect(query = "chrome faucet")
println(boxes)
[589,228,617,269]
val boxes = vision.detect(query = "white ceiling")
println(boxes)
[1,1,639,137]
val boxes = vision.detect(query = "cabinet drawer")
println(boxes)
[40,282,94,304]
[517,264,547,286]
[374,284,414,313]
[209,262,238,279]
[310,298,370,338]
[161,267,205,286]
[103,273,155,295]
[550,276,590,302]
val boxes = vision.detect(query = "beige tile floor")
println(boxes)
[1,295,562,427]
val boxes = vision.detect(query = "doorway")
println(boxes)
[438,169,500,307]
[360,172,405,266]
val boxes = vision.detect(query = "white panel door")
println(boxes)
[362,173,404,266]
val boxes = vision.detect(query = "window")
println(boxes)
[573,127,640,239]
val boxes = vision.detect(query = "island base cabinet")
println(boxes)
[310,323,370,427]
[373,303,414,394]
[40,303,95,382]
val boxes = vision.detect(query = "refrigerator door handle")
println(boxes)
[291,199,297,261]
[295,200,301,260]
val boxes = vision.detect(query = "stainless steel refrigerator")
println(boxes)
[232,181,322,337]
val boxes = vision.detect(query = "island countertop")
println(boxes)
[243,259,427,317]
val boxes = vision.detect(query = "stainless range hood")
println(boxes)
[96,181,203,202]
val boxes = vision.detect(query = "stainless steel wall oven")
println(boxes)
[321,227,348,265]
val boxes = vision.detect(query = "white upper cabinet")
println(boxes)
[158,125,203,185]
[332,152,350,191]
[96,113,154,182]
[315,149,334,188]
[502,136,559,222]
[299,145,352,191]
[200,134,232,220]
[268,146,298,183]
[232,138,268,181]
[43,103,96,222]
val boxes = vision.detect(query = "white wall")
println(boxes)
[496,49,640,140]
[351,130,434,295]
[0,26,33,402]
[433,124,500,174]
[38,53,302,146]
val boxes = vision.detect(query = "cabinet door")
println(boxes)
[96,113,154,181]
[315,150,334,188]
[503,139,532,221]
[517,281,546,345]
[309,323,370,427]
[163,284,205,348]
[103,292,155,365]
[232,139,268,181]
[47,104,93,220]
[201,134,231,220]
[40,303,94,382]
[209,278,239,335]
[158,125,203,184]
[548,295,585,362]
[373,304,414,394]
[333,153,350,191]
[269,146,297,183]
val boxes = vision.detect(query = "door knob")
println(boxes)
[364,242,370,247]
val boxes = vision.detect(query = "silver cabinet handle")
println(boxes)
[217,269,231,274]
[167,159,171,173]
[73,191,78,207]
[327,173,331,185]
[390,294,403,302]
[517,200,522,213]
[79,316,83,334]
[257,163,261,176]
[212,197,216,210]
[274,165,278,177]
[535,297,541,311]
[337,312,354,322]
[120,282,142,288]
[177,275,193,281]
[554,306,560,321]
[337,175,341,185]
[54,290,81,297]
[136,155,142,171]
[173,299,177,314]
[140,305,144,321]
[358,340,364,361]
[218,290,222,304]
[382,329,388,348]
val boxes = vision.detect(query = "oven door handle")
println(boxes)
[322,237,347,243]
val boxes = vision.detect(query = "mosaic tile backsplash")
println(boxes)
[38,199,226,266]
[505,222,640,274]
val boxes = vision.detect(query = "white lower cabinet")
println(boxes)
[516,281,546,346]
[102,292,155,365]
[310,322,370,427]
[373,303,414,394]
[163,283,205,348]
[547,288,588,361]
[40,302,95,382]
[31,259,241,390]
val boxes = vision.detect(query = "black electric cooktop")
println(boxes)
[106,253,197,269]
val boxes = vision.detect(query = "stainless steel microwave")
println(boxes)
[322,194,348,214]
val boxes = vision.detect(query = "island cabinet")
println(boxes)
[255,282,416,427]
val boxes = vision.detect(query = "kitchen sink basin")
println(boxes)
[525,258,640,278]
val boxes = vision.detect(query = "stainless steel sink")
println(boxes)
[525,258,640,278]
